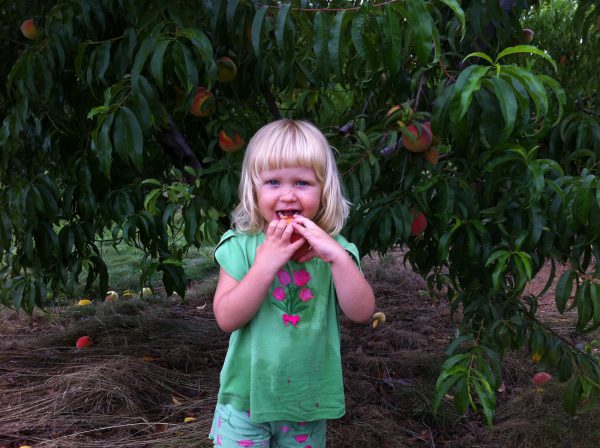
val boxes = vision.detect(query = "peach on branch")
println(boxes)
[410,209,428,236]
[189,88,216,117]
[216,57,237,83]
[402,122,432,153]
[218,129,245,152]
[522,28,534,44]
[141,287,152,298]
[20,18,40,40]
[105,290,118,302]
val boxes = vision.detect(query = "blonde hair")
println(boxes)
[231,119,350,235]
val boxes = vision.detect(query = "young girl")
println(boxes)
[209,119,375,448]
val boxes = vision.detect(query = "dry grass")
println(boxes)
[1,251,600,447]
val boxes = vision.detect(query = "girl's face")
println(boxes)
[257,166,322,231]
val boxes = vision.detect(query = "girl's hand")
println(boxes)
[291,215,346,264]
[255,219,307,274]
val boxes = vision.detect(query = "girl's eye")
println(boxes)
[296,180,309,186]
[265,179,279,185]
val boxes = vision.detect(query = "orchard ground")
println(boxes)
[1,250,600,448]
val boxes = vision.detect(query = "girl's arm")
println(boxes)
[291,216,375,323]
[329,250,376,323]
[213,220,306,332]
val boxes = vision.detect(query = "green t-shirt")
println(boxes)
[214,229,361,423]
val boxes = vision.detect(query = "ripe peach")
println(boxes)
[78,299,92,306]
[216,57,237,83]
[290,232,311,262]
[532,371,552,385]
[76,335,93,349]
[189,88,216,117]
[403,122,432,152]
[422,147,439,165]
[410,210,427,236]
[522,28,534,44]
[218,130,245,152]
[20,18,39,40]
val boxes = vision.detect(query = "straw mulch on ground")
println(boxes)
[1,250,599,448]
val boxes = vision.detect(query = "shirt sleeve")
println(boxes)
[214,230,248,281]
[335,234,361,269]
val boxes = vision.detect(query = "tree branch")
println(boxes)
[157,116,201,181]
[260,83,282,120]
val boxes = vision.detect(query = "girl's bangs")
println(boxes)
[250,128,327,182]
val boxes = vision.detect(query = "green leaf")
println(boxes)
[178,27,216,83]
[95,42,111,85]
[131,36,157,93]
[485,249,510,267]
[538,75,566,125]
[359,161,372,196]
[574,175,594,226]
[252,5,270,59]
[555,268,575,314]
[275,3,291,52]
[405,0,435,64]
[313,12,331,81]
[458,66,489,120]
[226,0,240,32]
[95,113,114,179]
[502,66,548,119]
[590,283,600,328]
[150,38,171,89]
[351,12,368,61]
[495,45,557,73]
[328,11,346,78]
[473,376,496,426]
[487,77,517,141]
[113,107,143,171]
[438,0,465,41]
[382,8,401,75]
[563,377,581,415]
[462,51,494,65]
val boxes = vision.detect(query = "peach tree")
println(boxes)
[1,0,600,423]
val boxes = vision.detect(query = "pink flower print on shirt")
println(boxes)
[278,270,291,286]
[237,440,255,447]
[282,314,300,326]
[293,270,311,286]
[272,287,286,301]
[217,435,222,446]
[294,434,308,443]
[299,288,313,302]
[273,267,314,327]
[279,425,290,433]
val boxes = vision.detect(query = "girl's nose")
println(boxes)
[280,187,297,201]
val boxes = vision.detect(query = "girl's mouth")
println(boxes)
[277,210,301,222]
